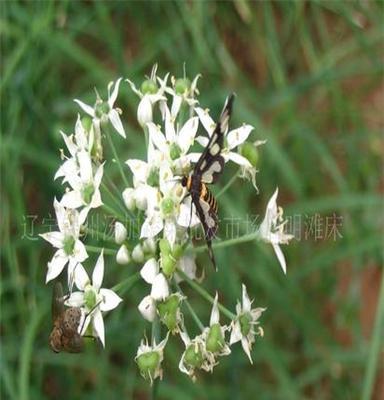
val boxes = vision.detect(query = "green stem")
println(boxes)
[151,316,161,400]
[101,180,128,217]
[85,245,116,256]
[112,272,141,295]
[106,130,129,187]
[84,227,115,243]
[101,203,127,223]
[191,231,259,254]
[362,267,384,400]
[216,168,239,199]
[174,281,204,332]
[176,269,236,320]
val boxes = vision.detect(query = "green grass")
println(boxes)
[1,1,383,399]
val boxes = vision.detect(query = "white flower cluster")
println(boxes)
[40,79,125,346]
[40,65,294,381]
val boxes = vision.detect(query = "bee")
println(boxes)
[181,94,235,270]
[49,282,84,353]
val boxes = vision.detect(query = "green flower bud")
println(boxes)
[81,116,93,132]
[239,313,252,336]
[159,238,171,257]
[136,351,160,381]
[84,288,97,310]
[161,197,175,217]
[241,142,259,167]
[63,235,75,256]
[184,344,204,368]
[206,323,225,353]
[157,294,181,332]
[169,142,182,160]
[174,78,191,95]
[147,168,159,187]
[81,182,95,204]
[141,79,158,95]
[162,254,176,278]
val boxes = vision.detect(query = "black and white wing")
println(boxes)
[194,93,235,184]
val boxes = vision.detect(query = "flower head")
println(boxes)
[230,284,265,363]
[65,250,123,347]
[258,188,294,274]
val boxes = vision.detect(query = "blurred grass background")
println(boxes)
[1,1,383,399]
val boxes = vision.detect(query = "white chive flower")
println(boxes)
[75,77,126,138]
[65,250,123,347]
[230,284,265,364]
[258,188,294,274]
[39,199,88,286]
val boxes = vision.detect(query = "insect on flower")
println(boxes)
[49,282,84,353]
[181,94,235,270]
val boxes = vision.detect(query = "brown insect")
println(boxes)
[49,282,84,353]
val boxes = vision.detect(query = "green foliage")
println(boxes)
[1,1,383,399]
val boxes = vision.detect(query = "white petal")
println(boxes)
[73,240,88,263]
[259,188,279,240]
[150,273,169,301]
[99,288,122,311]
[177,116,199,154]
[126,78,142,97]
[92,310,105,347]
[115,221,127,244]
[61,131,78,157]
[241,337,253,364]
[140,214,164,239]
[53,198,66,233]
[242,284,252,312]
[55,158,78,182]
[195,107,215,136]
[46,249,68,283]
[108,77,122,108]
[93,163,104,188]
[90,189,103,209]
[147,122,167,152]
[175,255,197,283]
[74,115,89,149]
[116,244,130,265]
[78,150,93,183]
[126,159,149,183]
[92,250,104,291]
[74,263,90,291]
[171,94,182,118]
[229,321,242,345]
[137,95,153,127]
[132,244,144,263]
[226,125,254,150]
[140,258,159,284]
[109,109,126,138]
[65,291,85,308]
[272,243,287,274]
[60,190,84,209]
[194,135,209,148]
[226,152,252,168]
[138,295,157,322]
[74,99,95,117]
[164,105,176,142]
[39,231,64,248]
[177,201,200,228]
[210,293,220,326]
[122,187,136,210]
[163,220,176,246]
[186,152,203,164]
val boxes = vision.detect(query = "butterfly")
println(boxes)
[181,94,235,270]
[49,282,84,353]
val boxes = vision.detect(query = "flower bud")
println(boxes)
[157,294,182,332]
[150,273,169,301]
[137,96,153,127]
[132,244,144,263]
[142,238,156,255]
[115,221,127,244]
[138,295,157,322]
[81,116,93,132]
[240,142,259,167]
[116,244,130,265]
[239,313,252,336]
[123,188,136,210]
[206,323,225,353]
